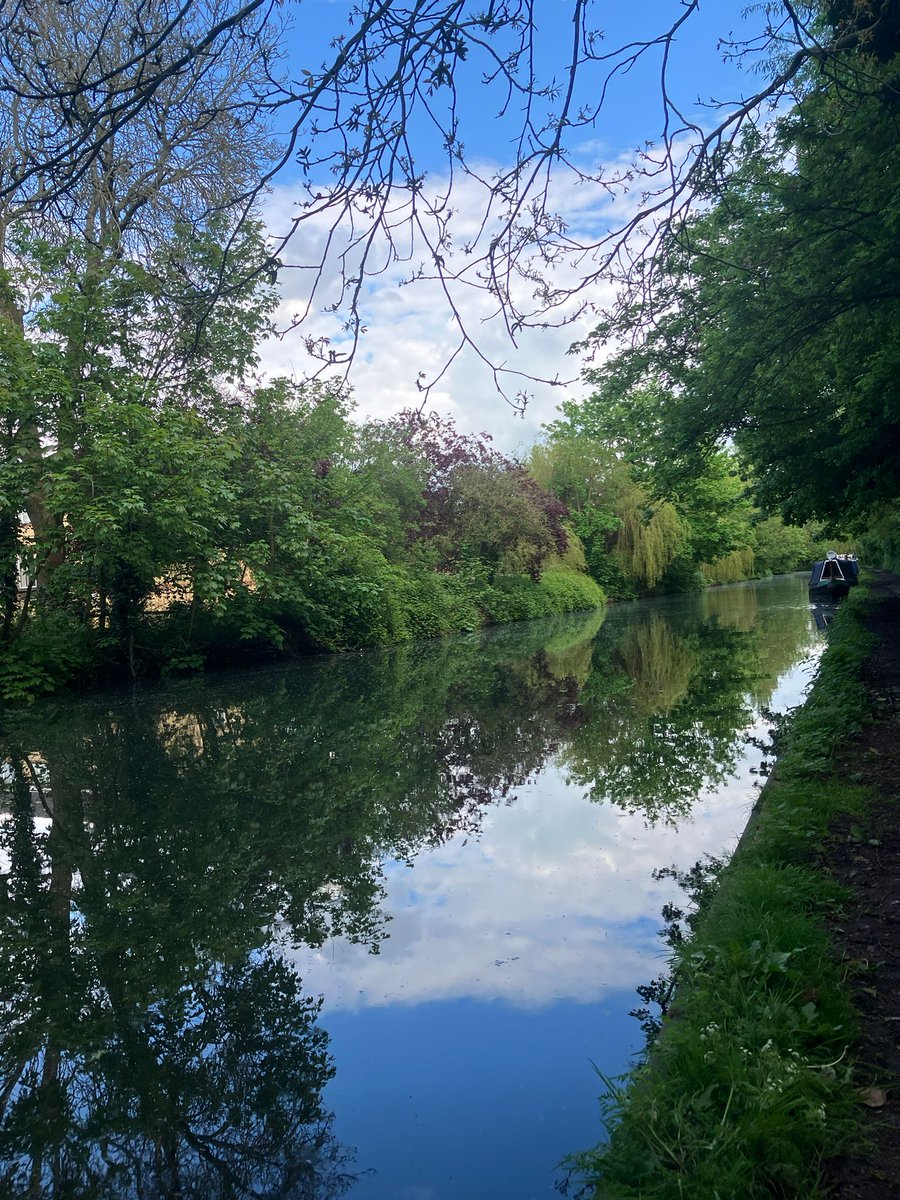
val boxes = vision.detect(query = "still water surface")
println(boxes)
[0,575,823,1199]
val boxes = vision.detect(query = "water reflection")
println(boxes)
[561,581,818,823]
[810,599,839,631]
[0,576,820,1197]
[0,762,352,1198]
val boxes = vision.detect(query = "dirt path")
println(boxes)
[822,570,900,1198]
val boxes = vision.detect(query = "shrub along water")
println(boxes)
[568,589,875,1198]
[1,556,604,703]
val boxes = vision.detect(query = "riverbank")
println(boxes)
[821,571,900,1199]
[570,570,900,1199]
[0,565,605,703]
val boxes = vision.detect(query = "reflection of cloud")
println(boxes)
[288,763,753,1012]
[287,654,816,1013]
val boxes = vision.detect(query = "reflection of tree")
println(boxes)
[0,591,816,1186]
[616,615,697,715]
[701,576,821,707]
[0,610,604,1194]
[563,618,752,822]
[561,577,819,823]
[0,758,351,1200]
[737,577,820,707]
[702,579,760,632]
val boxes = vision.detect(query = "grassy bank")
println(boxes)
[569,589,876,1198]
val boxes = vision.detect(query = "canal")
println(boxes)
[0,574,823,1199]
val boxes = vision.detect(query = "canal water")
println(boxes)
[0,574,823,1199]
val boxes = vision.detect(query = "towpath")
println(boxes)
[823,569,900,1198]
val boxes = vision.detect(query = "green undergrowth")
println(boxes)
[395,565,605,641]
[569,588,877,1199]
[0,565,605,701]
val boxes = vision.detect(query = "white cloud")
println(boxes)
[286,758,756,1012]
[256,156,637,452]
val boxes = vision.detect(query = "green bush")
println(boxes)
[393,565,606,635]
[480,575,549,622]
[857,504,900,574]
[0,614,99,702]
[536,567,605,612]
[440,572,483,631]
[476,569,604,624]
[395,571,459,639]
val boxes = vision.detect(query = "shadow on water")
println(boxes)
[0,576,820,1197]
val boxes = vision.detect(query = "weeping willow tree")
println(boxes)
[701,546,756,586]
[530,433,756,595]
[616,501,685,591]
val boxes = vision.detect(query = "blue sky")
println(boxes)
[259,1,767,449]
[278,1,760,171]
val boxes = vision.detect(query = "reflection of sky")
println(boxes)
[288,645,822,1198]
[324,997,637,1200]
[0,816,52,877]
[292,764,757,1011]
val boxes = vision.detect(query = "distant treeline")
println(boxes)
[529,431,850,600]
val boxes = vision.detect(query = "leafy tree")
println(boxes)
[222,378,409,651]
[344,420,429,563]
[392,409,569,579]
[532,421,761,595]
[46,396,240,658]
[579,34,900,528]
[751,517,815,577]
[530,435,638,597]
[0,0,278,570]
[529,435,628,516]
[0,218,277,675]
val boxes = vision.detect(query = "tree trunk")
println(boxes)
[1,267,63,588]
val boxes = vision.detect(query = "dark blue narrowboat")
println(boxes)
[809,552,859,600]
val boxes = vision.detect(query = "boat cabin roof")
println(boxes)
[810,555,859,587]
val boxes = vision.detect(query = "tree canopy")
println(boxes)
[576,4,900,530]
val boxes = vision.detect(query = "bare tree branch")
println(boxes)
[1,0,897,399]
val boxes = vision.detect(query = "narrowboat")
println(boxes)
[809,552,859,600]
